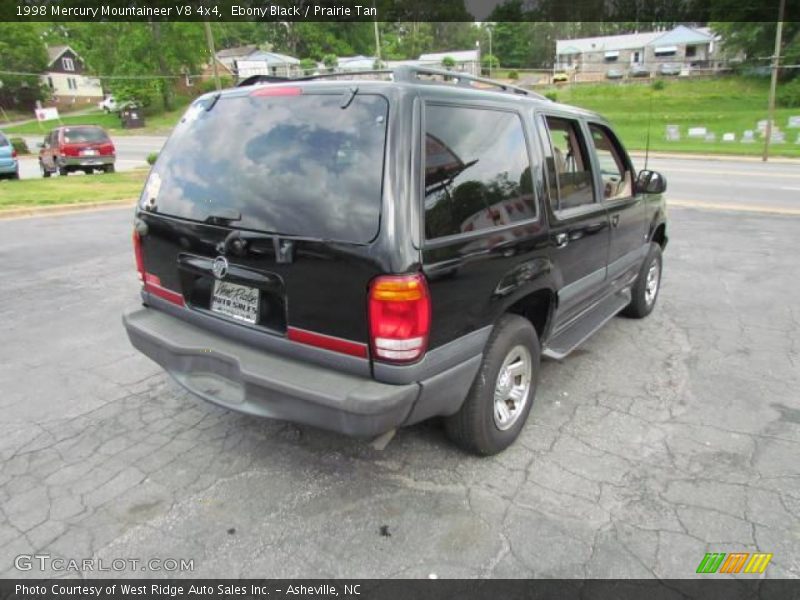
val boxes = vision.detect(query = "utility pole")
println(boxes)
[762,0,785,162]
[373,18,381,66]
[488,26,493,78]
[204,20,221,91]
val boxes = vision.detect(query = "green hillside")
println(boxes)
[542,77,800,158]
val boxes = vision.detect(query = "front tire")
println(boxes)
[445,314,540,456]
[622,242,663,318]
[59,167,69,177]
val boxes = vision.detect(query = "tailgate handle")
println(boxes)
[274,238,295,264]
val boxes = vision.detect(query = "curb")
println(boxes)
[629,151,800,164]
[0,198,136,220]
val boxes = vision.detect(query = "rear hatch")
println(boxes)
[135,86,390,359]
[60,126,114,157]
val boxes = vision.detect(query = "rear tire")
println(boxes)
[445,314,540,456]
[622,242,663,319]
[40,163,51,178]
[11,171,19,180]
[59,167,69,177]
[104,164,115,174]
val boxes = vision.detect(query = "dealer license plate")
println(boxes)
[210,280,259,324]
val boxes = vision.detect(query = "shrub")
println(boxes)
[544,91,558,102]
[299,58,317,75]
[198,76,234,94]
[442,56,456,69]
[10,137,29,155]
[777,78,800,108]
[651,80,666,91]
[322,54,338,72]
[508,70,519,80]
[146,152,158,166]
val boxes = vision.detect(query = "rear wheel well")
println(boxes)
[505,289,554,340]
[652,223,667,249]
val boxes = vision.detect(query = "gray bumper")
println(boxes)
[59,156,115,168]
[123,307,422,437]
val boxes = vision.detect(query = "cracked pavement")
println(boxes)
[0,206,798,579]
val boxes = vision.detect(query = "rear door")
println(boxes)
[136,88,392,357]
[586,122,646,287]
[536,113,610,325]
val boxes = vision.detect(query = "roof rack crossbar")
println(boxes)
[393,65,548,100]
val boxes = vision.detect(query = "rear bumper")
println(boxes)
[123,307,427,437]
[59,156,115,168]
[0,160,18,174]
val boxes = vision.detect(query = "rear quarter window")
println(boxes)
[423,104,535,240]
[147,92,389,244]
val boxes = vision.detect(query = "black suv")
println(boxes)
[124,67,667,455]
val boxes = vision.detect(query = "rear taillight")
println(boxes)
[368,274,431,363]
[133,229,144,282]
[11,149,17,159]
[100,142,115,156]
[133,228,184,306]
[60,145,79,157]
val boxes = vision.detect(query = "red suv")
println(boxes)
[39,125,116,177]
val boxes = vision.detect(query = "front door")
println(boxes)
[586,122,647,288]
[536,114,610,327]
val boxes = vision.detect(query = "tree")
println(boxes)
[711,22,800,79]
[0,23,49,109]
[442,56,456,69]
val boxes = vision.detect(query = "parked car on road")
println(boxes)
[606,68,624,80]
[123,67,668,455]
[659,63,682,76]
[39,125,116,177]
[99,95,118,113]
[630,64,651,78]
[0,132,20,180]
[552,71,568,83]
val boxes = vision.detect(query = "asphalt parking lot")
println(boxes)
[0,203,798,579]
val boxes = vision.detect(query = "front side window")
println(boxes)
[424,105,535,240]
[589,123,633,201]
[542,116,595,211]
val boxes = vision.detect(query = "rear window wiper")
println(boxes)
[204,209,241,226]
[341,86,358,109]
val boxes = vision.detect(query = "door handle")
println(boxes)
[611,214,620,227]
[555,233,569,248]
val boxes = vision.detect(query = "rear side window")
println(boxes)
[149,93,389,244]
[62,127,109,143]
[541,116,595,211]
[0,135,8,147]
[588,123,633,201]
[424,105,535,240]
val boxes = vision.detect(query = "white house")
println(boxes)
[234,51,301,80]
[41,45,103,107]
[555,25,731,79]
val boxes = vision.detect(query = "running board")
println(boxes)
[543,289,631,360]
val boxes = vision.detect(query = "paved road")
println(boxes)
[640,155,800,213]
[0,203,798,578]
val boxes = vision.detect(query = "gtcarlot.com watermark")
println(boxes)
[15,554,194,573]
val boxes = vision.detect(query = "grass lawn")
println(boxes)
[0,169,147,210]
[538,77,800,158]
[2,105,186,137]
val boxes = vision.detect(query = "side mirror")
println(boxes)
[636,170,667,194]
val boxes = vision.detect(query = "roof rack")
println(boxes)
[237,65,548,100]
[393,65,547,100]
